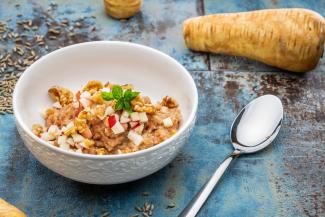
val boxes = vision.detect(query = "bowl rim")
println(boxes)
[13,41,198,160]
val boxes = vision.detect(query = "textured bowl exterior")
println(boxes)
[16,117,195,184]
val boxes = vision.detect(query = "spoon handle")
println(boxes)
[178,150,240,217]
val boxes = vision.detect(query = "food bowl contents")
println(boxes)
[103,0,143,19]
[32,80,181,155]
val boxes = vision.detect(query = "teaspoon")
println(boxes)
[179,94,284,217]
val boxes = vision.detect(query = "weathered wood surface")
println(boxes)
[0,0,324,216]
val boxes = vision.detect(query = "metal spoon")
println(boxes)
[179,94,283,217]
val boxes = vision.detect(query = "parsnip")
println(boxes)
[183,9,325,72]
[0,198,26,217]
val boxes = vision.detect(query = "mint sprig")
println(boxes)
[101,85,140,112]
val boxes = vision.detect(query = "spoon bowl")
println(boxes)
[179,94,284,217]
[231,95,283,153]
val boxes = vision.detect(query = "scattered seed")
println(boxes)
[100,212,110,217]
[166,202,176,209]
[23,24,29,30]
[48,28,60,35]
[17,14,22,17]
[75,22,82,28]
[142,192,150,196]
[135,206,143,212]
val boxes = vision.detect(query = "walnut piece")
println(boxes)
[48,86,73,105]
[83,80,103,91]
[32,124,44,136]
[162,96,178,108]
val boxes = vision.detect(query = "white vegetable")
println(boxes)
[129,121,139,128]
[130,112,140,121]
[104,106,115,116]
[121,110,129,117]
[134,123,144,134]
[161,106,169,113]
[80,98,90,108]
[127,131,143,146]
[59,142,70,151]
[120,116,131,124]
[57,135,67,146]
[139,112,148,122]
[101,87,111,93]
[52,101,62,109]
[66,137,74,145]
[163,117,173,127]
[80,91,91,99]
[40,132,50,141]
[72,134,85,143]
[48,125,60,137]
[111,121,125,134]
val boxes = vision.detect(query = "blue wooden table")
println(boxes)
[0,0,324,216]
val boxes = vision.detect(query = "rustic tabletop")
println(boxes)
[0,0,324,217]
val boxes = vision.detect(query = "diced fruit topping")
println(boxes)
[130,112,140,121]
[52,101,62,109]
[127,131,143,146]
[121,110,129,117]
[120,115,131,124]
[57,135,67,146]
[134,123,144,134]
[163,117,173,127]
[48,125,60,138]
[79,98,90,108]
[101,87,111,93]
[80,91,91,99]
[40,132,51,141]
[111,121,125,134]
[72,134,84,143]
[108,115,117,128]
[130,121,140,129]
[139,112,148,122]
[105,106,115,116]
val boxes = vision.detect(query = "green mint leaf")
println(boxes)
[115,99,124,110]
[101,91,114,101]
[112,85,123,99]
[124,89,139,101]
[124,89,133,101]
[124,100,132,113]
[130,91,140,100]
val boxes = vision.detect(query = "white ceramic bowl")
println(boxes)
[13,41,198,184]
